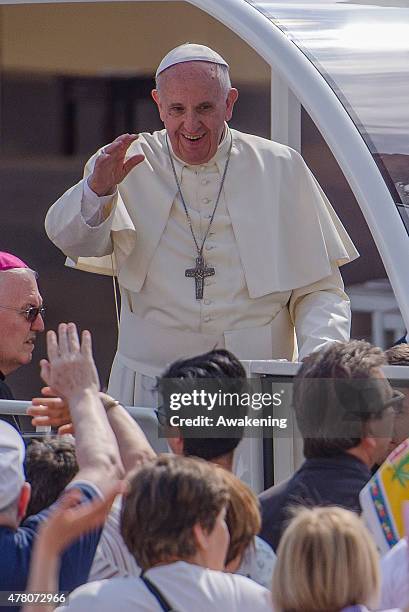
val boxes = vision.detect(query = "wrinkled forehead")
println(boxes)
[0,269,40,303]
[157,61,225,93]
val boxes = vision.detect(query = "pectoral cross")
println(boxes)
[185,255,215,300]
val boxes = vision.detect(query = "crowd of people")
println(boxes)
[0,249,408,610]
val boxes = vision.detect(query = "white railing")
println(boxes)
[0,400,168,452]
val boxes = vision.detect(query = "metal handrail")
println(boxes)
[0,400,160,417]
[0,399,31,415]
[0,400,167,448]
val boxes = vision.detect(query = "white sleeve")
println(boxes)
[82,180,118,227]
[45,150,123,260]
[289,263,351,360]
[88,497,140,582]
[45,176,120,260]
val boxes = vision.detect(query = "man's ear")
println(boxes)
[358,435,378,465]
[167,428,184,456]
[17,482,31,521]
[151,89,164,122]
[225,88,238,122]
[361,436,376,453]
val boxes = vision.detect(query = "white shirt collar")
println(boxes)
[166,123,232,180]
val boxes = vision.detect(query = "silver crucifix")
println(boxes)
[185,255,215,300]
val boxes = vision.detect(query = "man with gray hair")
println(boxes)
[45,43,358,407]
[0,252,45,429]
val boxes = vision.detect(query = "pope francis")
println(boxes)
[45,43,359,407]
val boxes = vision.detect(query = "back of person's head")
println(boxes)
[385,343,409,366]
[24,436,78,516]
[120,454,229,571]
[162,349,245,380]
[218,469,261,567]
[272,506,379,612]
[160,349,246,462]
[293,340,391,458]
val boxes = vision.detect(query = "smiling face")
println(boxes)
[0,269,44,375]
[152,62,238,165]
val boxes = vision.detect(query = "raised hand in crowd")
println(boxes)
[39,323,99,401]
[28,381,155,475]
[39,323,124,490]
[22,482,125,612]
[87,134,145,197]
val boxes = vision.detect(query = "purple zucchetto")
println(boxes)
[0,252,29,272]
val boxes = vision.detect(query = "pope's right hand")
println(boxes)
[87,133,145,197]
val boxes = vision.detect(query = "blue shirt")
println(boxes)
[259,454,371,552]
[0,482,102,612]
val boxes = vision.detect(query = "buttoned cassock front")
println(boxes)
[45,128,358,406]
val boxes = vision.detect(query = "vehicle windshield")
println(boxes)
[246,0,409,232]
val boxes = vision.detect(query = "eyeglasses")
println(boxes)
[0,304,46,323]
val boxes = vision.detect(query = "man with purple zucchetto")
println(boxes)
[0,252,45,429]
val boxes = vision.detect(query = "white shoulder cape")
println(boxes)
[65,129,358,296]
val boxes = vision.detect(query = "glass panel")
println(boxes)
[246,0,409,231]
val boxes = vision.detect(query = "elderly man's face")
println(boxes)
[367,369,397,465]
[152,62,238,165]
[0,270,44,375]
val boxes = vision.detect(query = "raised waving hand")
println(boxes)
[87,133,145,196]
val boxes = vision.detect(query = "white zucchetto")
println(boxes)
[156,43,229,77]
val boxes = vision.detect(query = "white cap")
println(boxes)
[156,43,229,77]
[0,421,25,509]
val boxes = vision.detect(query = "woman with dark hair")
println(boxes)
[221,469,275,588]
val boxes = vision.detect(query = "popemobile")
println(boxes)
[1,0,409,490]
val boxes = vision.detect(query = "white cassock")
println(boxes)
[45,127,359,407]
